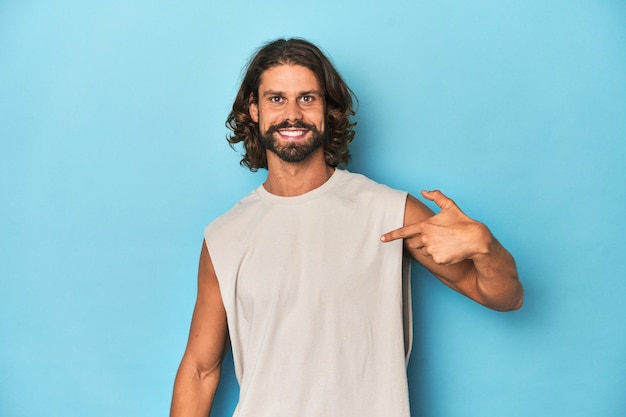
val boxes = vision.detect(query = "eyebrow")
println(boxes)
[261,89,323,97]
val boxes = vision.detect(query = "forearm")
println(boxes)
[470,231,523,311]
[170,359,221,417]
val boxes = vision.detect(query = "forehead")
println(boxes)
[258,64,321,93]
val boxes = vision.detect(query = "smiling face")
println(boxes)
[249,64,326,164]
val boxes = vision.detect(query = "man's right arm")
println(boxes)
[170,241,229,417]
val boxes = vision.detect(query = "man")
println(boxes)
[170,38,523,417]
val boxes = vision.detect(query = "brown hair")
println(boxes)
[226,38,357,171]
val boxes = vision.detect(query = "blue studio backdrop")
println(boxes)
[1,1,625,416]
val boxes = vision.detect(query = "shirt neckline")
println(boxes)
[254,168,346,204]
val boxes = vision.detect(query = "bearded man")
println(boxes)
[170,38,523,417]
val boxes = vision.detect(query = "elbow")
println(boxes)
[511,290,524,311]
[490,284,524,312]
[194,362,223,383]
[494,297,523,312]
[178,356,223,384]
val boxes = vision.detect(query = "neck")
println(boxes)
[263,149,335,197]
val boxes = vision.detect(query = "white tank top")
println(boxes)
[205,169,412,417]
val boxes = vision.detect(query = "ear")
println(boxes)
[249,94,259,122]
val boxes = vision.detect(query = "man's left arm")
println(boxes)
[381,190,523,311]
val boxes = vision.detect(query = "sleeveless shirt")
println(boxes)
[204,169,413,417]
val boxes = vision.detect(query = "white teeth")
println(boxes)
[279,130,306,137]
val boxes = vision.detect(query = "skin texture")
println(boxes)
[170,63,523,417]
[170,245,228,417]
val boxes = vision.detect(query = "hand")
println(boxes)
[381,190,491,265]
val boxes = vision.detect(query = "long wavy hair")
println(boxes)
[226,38,357,171]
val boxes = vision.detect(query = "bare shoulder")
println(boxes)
[198,241,219,287]
[170,242,228,416]
[196,241,227,327]
[403,193,435,225]
[181,242,228,369]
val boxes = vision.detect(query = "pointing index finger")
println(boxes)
[380,229,400,243]
[380,224,415,243]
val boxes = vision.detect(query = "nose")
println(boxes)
[283,99,302,122]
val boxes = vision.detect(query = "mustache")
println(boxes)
[266,120,318,135]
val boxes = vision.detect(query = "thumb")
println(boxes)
[421,189,455,210]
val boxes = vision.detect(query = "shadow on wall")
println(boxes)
[407,263,433,417]
[212,349,239,416]
[406,258,540,417]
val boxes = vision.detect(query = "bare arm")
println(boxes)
[381,190,523,311]
[170,241,229,417]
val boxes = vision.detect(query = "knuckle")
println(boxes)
[432,255,444,264]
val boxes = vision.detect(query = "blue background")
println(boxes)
[1,1,625,416]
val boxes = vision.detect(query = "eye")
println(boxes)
[269,96,283,103]
[300,94,317,103]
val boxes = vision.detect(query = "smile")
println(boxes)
[277,129,309,139]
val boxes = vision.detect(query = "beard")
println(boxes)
[259,120,327,163]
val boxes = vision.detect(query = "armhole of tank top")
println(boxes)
[402,252,413,364]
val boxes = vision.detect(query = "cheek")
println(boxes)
[258,106,279,125]
[310,108,326,128]
[257,112,279,134]
[257,113,272,131]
